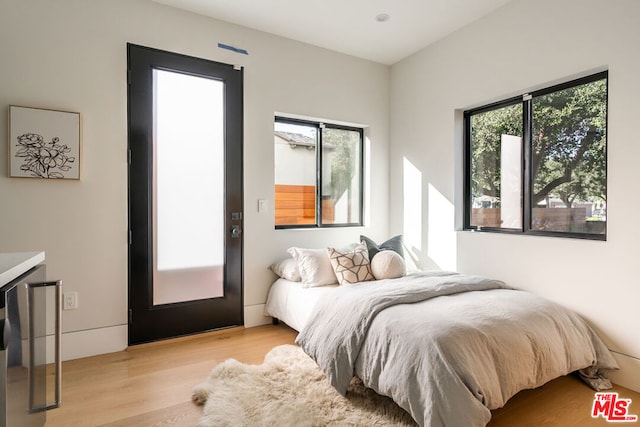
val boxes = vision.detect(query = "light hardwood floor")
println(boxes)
[45,324,639,426]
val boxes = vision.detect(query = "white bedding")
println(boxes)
[295,271,618,427]
[264,278,337,331]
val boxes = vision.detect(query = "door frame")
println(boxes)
[127,43,244,345]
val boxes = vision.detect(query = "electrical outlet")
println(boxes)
[63,292,78,310]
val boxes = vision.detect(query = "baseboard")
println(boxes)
[609,351,640,393]
[244,303,272,328]
[44,324,128,362]
[46,308,273,362]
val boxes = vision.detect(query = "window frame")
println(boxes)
[463,71,608,240]
[274,116,365,229]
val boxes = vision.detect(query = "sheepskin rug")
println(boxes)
[192,344,417,427]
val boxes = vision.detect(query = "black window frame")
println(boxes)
[463,71,608,241]
[274,116,365,229]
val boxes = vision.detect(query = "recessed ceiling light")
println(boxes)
[375,13,390,23]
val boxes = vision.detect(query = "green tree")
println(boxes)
[322,128,358,201]
[470,104,522,199]
[531,80,606,207]
[470,78,606,208]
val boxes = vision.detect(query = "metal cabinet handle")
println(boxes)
[27,280,62,411]
[0,318,9,351]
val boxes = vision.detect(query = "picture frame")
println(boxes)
[8,105,81,179]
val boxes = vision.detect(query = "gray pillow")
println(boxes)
[360,235,404,260]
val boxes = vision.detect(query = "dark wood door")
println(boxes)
[127,44,243,345]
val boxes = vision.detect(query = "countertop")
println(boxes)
[0,251,45,287]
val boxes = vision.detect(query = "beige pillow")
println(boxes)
[370,250,406,280]
[327,243,375,285]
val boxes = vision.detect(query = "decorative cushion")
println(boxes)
[370,250,406,280]
[287,247,338,287]
[268,258,302,282]
[360,235,404,260]
[327,243,375,285]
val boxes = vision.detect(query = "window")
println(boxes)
[464,71,607,240]
[274,117,363,228]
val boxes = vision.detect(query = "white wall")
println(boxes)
[274,136,317,186]
[0,0,390,358]
[389,0,640,391]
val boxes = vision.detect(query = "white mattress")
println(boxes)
[264,278,338,331]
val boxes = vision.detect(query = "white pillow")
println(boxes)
[268,258,301,282]
[370,250,406,280]
[287,247,338,287]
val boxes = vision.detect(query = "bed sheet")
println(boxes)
[264,278,337,331]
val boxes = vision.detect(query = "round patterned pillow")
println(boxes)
[370,250,406,280]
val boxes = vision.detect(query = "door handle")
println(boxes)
[231,225,242,238]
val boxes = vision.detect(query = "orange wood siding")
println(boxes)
[274,185,335,225]
[275,185,316,225]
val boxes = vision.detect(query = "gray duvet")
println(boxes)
[295,271,618,427]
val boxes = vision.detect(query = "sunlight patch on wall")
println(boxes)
[427,183,456,271]
[403,157,422,255]
[364,136,372,226]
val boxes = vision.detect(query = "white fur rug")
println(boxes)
[192,344,417,427]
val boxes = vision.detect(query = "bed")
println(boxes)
[265,270,618,427]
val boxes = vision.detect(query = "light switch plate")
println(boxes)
[258,199,268,213]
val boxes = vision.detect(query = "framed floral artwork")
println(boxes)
[8,105,81,179]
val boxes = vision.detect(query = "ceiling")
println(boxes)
[152,0,513,65]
